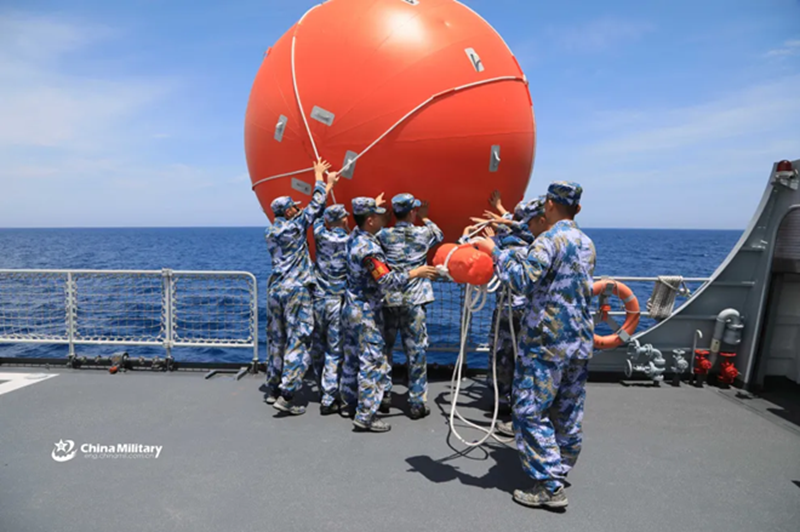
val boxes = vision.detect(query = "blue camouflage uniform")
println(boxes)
[265,182,327,400]
[507,200,539,245]
[493,183,596,494]
[311,204,349,408]
[488,198,544,407]
[377,194,444,410]
[340,198,410,426]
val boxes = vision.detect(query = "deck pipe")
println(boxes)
[709,309,744,368]
[626,339,666,384]
[670,349,689,387]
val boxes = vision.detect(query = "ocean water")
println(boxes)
[0,227,742,366]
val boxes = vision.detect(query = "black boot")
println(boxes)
[409,404,430,420]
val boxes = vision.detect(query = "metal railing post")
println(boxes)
[249,274,259,374]
[65,272,77,367]
[162,268,175,371]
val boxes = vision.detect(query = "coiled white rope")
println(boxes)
[437,227,516,448]
[447,281,516,447]
[646,275,690,320]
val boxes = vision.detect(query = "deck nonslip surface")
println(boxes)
[0,369,798,532]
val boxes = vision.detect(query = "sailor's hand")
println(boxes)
[418,200,430,219]
[326,171,340,188]
[489,190,509,216]
[473,216,511,226]
[473,237,496,255]
[489,190,503,210]
[483,210,504,221]
[410,265,439,280]
[375,193,386,208]
[314,158,332,179]
[483,226,496,238]
[462,224,479,237]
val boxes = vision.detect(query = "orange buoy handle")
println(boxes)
[593,280,640,350]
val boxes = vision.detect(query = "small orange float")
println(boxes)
[593,280,640,350]
[433,243,494,286]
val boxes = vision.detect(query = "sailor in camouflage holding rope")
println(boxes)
[310,204,350,415]
[377,194,444,419]
[480,197,548,415]
[339,196,438,433]
[264,159,340,416]
[476,181,596,510]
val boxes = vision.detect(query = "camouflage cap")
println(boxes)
[324,204,349,224]
[391,193,421,214]
[271,196,301,216]
[520,196,546,224]
[513,201,526,221]
[352,197,387,216]
[546,181,583,207]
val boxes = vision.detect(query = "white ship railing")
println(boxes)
[423,275,713,360]
[0,269,258,369]
[0,268,709,369]
[592,276,711,317]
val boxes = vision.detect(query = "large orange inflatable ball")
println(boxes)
[245,0,535,243]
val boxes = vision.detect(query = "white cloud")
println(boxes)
[0,12,260,228]
[0,158,260,227]
[765,39,800,57]
[0,12,170,149]
[510,17,653,64]
[584,76,800,158]
[0,11,98,61]
[550,17,654,53]
[528,75,800,229]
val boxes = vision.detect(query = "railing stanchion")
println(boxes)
[249,273,259,374]
[65,272,77,367]
[162,269,175,371]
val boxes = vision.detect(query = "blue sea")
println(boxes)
[0,228,742,367]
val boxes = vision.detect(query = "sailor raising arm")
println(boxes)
[340,196,438,433]
[264,159,340,416]
[310,204,351,415]
[377,194,444,420]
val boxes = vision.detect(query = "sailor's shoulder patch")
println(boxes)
[363,256,390,281]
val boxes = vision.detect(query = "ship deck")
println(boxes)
[1,368,799,532]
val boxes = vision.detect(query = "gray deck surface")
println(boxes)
[1,368,799,532]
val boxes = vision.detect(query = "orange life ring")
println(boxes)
[593,280,640,350]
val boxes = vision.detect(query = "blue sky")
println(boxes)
[1,0,798,229]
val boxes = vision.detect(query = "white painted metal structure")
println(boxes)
[0,269,259,367]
